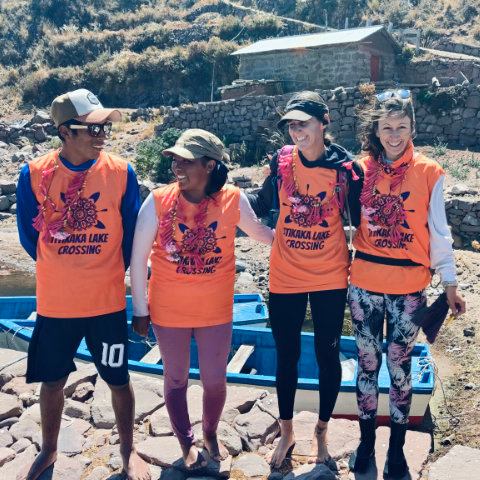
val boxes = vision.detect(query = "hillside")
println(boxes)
[0,0,479,113]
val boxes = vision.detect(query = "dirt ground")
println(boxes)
[0,120,479,466]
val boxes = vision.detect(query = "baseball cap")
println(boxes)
[51,88,122,127]
[278,91,329,128]
[163,129,230,163]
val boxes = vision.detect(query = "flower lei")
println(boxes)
[32,154,89,241]
[360,154,411,243]
[277,146,347,227]
[158,189,211,272]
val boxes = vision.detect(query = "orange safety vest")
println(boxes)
[29,150,128,317]
[269,146,349,293]
[149,183,240,327]
[351,147,444,294]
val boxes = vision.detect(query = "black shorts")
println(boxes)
[26,309,129,386]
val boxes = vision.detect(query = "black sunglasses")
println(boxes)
[69,122,113,137]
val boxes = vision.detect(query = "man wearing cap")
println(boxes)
[16,89,151,480]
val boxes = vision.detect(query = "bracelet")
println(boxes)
[442,280,458,288]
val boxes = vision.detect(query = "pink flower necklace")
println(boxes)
[277,146,343,227]
[360,150,411,243]
[32,154,90,241]
[158,188,211,271]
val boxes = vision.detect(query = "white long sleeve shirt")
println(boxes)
[130,190,274,317]
[428,175,457,283]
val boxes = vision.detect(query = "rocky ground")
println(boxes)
[0,113,480,478]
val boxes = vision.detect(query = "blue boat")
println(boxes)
[0,295,434,425]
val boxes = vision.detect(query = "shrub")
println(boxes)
[135,127,183,182]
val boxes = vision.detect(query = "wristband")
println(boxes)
[442,280,458,288]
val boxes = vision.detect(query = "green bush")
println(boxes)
[135,128,183,182]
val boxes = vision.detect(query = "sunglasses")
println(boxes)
[375,89,411,102]
[69,122,113,137]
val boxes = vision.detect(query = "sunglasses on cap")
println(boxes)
[69,122,113,137]
[375,89,411,102]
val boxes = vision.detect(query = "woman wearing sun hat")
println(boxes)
[248,90,363,468]
[348,89,466,478]
[130,129,273,470]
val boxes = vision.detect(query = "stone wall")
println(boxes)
[0,112,54,145]
[434,40,480,59]
[156,83,480,152]
[400,58,480,85]
[444,186,480,247]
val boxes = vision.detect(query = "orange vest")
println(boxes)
[29,150,128,317]
[149,183,240,327]
[269,147,349,293]
[351,148,444,294]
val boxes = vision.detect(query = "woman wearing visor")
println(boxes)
[348,89,466,478]
[248,91,362,468]
[129,129,273,470]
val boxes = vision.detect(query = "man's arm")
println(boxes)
[245,154,278,218]
[16,164,39,260]
[121,164,141,270]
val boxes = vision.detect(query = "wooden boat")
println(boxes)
[0,309,434,426]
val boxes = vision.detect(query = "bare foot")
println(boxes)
[204,433,229,461]
[121,448,151,480]
[180,444,208,470]
[308,421,331,464]
[267,433,296,469]
[16,450,57,480]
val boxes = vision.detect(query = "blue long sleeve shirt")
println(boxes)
[16,156,140,269]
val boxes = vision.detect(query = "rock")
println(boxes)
[0,446,16,467]
[222,386,267,419]
[71,381,95,402]
[30,110,51,125]
[108,453,123,469]
[1,376,38,398]
[149,407,173,436]
[0,196,10,211]
[464,383,476,390]
[9,202,17,214]
[58,418,90,456]
[429,445,480,480]
[0,443,37,478]
[39,453,85,480]
[235,271,256,293]
[234,404,279,450]
[255,393,279,419]
[0,417,19,429]
[91,373,164,428]
[63,363,98,397]
[85,466,111,480]
[450,184,476,195]
[0,349,28,387]
[11,437,32,453]
[235,260,248,273]
[9,418,41,443]
[0,179,16,195]
[231,452,270,478]
[136,436,183,467]
[193,421,243,456]
[64,399,91,420]
[463,327,475,337]
[0,392,23,420]
[283,462,336,479]
[20,403,41,424]
[0,430,14,448]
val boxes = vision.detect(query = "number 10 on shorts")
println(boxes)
[101,343,125,367]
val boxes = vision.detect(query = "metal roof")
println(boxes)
[232,25,391,56]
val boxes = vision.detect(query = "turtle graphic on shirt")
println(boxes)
[60,191,107,231]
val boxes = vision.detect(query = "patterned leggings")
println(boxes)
[348,285,426,424]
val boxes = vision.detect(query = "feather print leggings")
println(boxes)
[348,285,426,424]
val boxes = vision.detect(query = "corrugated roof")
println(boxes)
[232,25,389,56]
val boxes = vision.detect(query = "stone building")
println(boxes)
[232,25,400,92]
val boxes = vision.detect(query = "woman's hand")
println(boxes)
[132,315,151,337]
[445,286,466,317]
